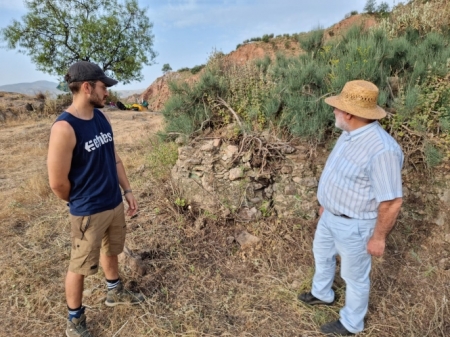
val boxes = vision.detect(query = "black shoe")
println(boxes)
[297,292,333,305]
[320,320,355,336]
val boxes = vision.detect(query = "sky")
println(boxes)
[0,0,400,91]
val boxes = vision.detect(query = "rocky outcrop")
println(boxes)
[139,72,199,112]
[171,130,450,227]
[139,74,172,112]
[171,132,327,220]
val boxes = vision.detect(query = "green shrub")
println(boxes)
[161,22,450,169]
[190,64,205,74]
[298,27,324,54]
[145,139,178,181]
[424,143,443,168]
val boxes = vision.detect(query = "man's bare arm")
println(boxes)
[48,121,75,201]
[367,197,403,257]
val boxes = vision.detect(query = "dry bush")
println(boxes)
[17,170,52,202]
[35,91,46,100]
[380,0,450,38]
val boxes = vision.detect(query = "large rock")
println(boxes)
[235,230,260,249]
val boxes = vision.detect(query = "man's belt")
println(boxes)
[336,214,351,219]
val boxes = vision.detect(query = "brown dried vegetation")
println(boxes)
[0,104,449,336]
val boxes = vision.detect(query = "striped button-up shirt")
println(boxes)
[317,121,404,220]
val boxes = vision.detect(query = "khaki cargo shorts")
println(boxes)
[69,202,126,276]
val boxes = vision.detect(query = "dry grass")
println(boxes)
[0,110,449,337]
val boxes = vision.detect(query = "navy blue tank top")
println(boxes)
[55,109,122,216]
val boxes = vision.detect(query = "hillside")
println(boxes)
[139,13,377,111]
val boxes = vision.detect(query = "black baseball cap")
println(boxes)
[66,61,118,87]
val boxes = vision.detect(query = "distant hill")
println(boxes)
[113,88,145,98]
[0,80,144,98]
[0,80,65,96]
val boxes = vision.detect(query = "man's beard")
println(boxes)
[335,116,349,132]
[89,91,105,108]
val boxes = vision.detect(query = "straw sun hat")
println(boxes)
[324,80,386,120]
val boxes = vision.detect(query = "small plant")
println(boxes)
[259,201,271,217]
[203,210,218,220]
[178,67,190,72]
[424,144,443,168]
[174,197,186,207]
[145,139,178,181]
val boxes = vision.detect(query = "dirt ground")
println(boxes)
[1,107,449,336]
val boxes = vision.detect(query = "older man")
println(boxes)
[48,61,143,337]
[298,80,403,336]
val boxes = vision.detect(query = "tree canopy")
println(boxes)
[1,0,157,84]
[364,0,377,14]
[162,63,172,74]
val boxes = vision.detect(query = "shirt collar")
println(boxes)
[343,121,379,141]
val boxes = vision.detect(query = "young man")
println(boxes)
[298,80,404,336]
[48,61,144,337]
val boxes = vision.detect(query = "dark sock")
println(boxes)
[106,278,120,291]
[68,305,85,320]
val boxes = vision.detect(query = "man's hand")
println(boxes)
[318,206,324,217]
[124,192,138,217]
[367,237,386,257]
[367,197,402,257]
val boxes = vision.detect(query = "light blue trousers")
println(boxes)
[311,210,376,333]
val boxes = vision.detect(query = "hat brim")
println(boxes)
[100,76,118,87]
[325,95,386,120]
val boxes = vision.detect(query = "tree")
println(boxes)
[162,63,172,74]
[1,0,157,84]
[377,2,390,14]
[364,0,377,14]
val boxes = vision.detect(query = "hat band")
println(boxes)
[339,92,377,108]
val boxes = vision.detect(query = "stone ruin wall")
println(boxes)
[171,134,450,227]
